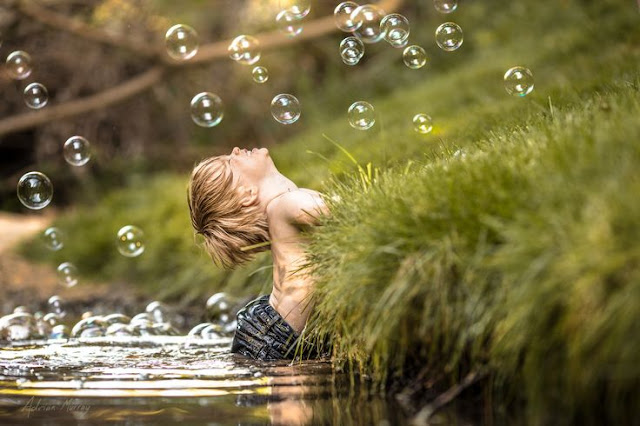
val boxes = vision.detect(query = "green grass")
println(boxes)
[303,82,640,424]
[19,0,640,422]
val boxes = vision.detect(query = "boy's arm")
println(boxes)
[276,189,331,227]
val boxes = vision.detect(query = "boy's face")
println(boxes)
[224,147,276,188]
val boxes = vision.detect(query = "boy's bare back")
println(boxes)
[266,188,328,333]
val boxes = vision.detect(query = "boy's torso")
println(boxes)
[266,188,321,333]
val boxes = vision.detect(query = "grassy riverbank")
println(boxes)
[19,0,640,422]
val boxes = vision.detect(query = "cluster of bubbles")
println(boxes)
[0,293,240,343]
[0,296,67,342]
[5,50,50,109]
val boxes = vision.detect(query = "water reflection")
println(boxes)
[0,336,412,424]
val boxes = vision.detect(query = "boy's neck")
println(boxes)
[258,172,298,212]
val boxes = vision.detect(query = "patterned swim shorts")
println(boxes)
[231,295,304,360]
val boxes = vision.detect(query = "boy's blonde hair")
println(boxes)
[187,156,270,269]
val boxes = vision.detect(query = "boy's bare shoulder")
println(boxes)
[268,188,330,226]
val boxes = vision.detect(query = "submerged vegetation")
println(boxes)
[18,0,640,422]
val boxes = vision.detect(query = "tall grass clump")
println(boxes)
[303,81,640,424]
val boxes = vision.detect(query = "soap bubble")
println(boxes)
[105,323,133,337]
[252,66,269,83]
[71,316,105,338]
[103,313,131,326]
[188,322,210,338]
[435,22,463,51]
[42,227,64,251]
[504,66,534,97]
[228,35,261,66]
[63,136,91,166]
[381,14,410,46]
[402,45,427,69]
[351,5,386,44]
[279,0,311,18]
[340,36,365,65]
[348,101,375,130]
[334,2,360,32]
[206,292,234,322]
[24,83,48,109]
[276,9,303,37]
[271,94,301,124]
[201,323,225,339]
[0,312,37,341]
[43,313,61,327]
[165,24,199,60]
[50,324,70,339]
[413,113,433,134]
[190,92,224,127]
[17,171,53,210]
[434,0,457,13]
[57,262,78,288]
[117,225,145,257]
[48,295,66,316]
[146,301,170,323]
[6,50,32,80]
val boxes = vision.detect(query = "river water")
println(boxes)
[0,336,420,425]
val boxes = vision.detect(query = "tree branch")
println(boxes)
[17,0,161,60]
[0,66,165,137]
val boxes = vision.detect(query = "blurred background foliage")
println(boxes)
[2,0,637,307]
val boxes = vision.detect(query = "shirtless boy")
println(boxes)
[187,147,330,360]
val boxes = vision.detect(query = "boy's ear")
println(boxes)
[239,185,259,207]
